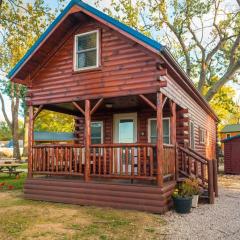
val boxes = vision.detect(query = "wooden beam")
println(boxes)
[72,102,85,116]
[44,104,79,116]
[208,160,215,204]
[28,106,34,178]
[156,91,164,187]
[158,80,167,88]
[84,99,91,182]
[90,98,104,115]
[158,68,168,76]
[162,96,168,109]
[33,105,44,121]
[213,159,218,197]
[139,94,157,111]
[170,101,177,145]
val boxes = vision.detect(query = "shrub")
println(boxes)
[172,178,200,198]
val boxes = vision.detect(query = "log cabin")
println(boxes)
[8,0,218,213]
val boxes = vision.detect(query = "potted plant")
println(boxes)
[172,179,196,214]
[185,178,201,208]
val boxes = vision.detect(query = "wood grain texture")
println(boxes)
[24,178,175,213]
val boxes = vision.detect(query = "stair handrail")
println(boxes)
[177,145,208,164]
[177,145,216,204]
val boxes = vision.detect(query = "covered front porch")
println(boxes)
[28,91,183,187]
[25,91,217,212]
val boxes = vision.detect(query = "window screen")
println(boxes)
[149,118,170,144]
[75,31,98,70]
[91,122,103,144]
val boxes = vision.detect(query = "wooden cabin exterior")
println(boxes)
[9,0,218,213]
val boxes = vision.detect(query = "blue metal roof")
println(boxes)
[8,0,163,79]
[34,132,75,141]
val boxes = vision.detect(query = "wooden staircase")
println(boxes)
[176,145,218,204]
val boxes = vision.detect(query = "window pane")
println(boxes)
[91,138,101,144]
[163,119,169,136]
[163,137,170,144]
[150,136,157,144]
[119,120,134,143]
[77,33,96,51]
[91,122,102,144]
[150,120,157,138]
[77,50,97,68]
[150,119,170,144]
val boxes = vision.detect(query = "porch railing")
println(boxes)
[163,144,176,177]
[32,143,176,182]
[90,143,156,180]
[32,144,85,176]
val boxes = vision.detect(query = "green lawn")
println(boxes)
[0,191,166,240]
[19,163,28,169]
[0,173,167,239]
[0,173,27,191]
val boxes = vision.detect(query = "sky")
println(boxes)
[0,0,239,121]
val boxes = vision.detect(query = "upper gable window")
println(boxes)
[74,30,99,71]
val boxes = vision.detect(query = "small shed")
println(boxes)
[222,135,240,174]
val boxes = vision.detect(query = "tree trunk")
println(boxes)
[12,111,21,160]
[22,108,29,157]
[11,84,21,160]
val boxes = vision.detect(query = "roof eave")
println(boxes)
[161,47,219,122]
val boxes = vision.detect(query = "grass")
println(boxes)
[0,171,167,239]
[0,173,27,191]
[19,163,28,169]
[0,191,167,240]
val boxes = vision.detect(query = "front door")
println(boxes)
[113,113,137,174]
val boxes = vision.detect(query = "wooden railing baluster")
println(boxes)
[103,148,107,175]
[138,147,141,176]
[131,147,134,176]
[125,147,129,175]
[98,148,101,175]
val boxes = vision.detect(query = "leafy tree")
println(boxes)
[0,120,24,141]
[209,85,240,129]
[0,121,11,140]
[0,0,66,159]
[34,110,74,132]
[97,0,240,101]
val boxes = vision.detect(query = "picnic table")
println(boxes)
[0,163,23,177]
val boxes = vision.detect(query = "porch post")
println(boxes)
[170,101,178,180]
[28,105,34,178]
[156,91,164,187]
[170,101,176,145]
[84,99,91,182]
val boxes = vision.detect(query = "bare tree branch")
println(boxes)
[205,60,240,101]
[0,91,12,128]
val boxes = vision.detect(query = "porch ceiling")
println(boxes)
[40,94,171,116]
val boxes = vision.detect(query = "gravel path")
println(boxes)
[162,175,240,240]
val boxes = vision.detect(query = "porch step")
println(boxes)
[24,178,176,213]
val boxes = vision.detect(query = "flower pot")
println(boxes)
[192,195,199,208]
[172,196,192,214]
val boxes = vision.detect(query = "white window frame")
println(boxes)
[189,120,195,149]
[91,121,103,144]
[199,127,206,144]
[74,30,100,71]
[147,118,171,144]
